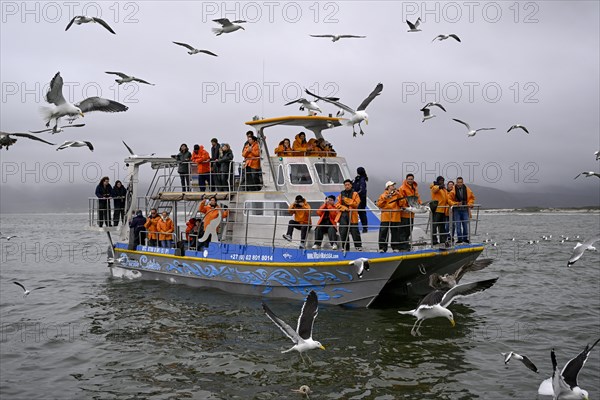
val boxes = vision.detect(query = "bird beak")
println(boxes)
[365,119,369,125]
[240,26,245,30]
[450,319,456,327]
[80,112,85,117]
[319,344,326,350]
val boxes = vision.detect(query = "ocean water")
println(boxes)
[1,212,599,400]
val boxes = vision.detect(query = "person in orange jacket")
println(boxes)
[241,134,261,191]
[376,181,403,252]
[312,195,339,250]
[335,179,362,251]
[398,173,421,251]
[156,211,174,248]
[274,138,292,156]
[282,195,311,249]
[191,144,211,191]
[143,208,161,246]
[447,176,476,243]
[292,132,308,155]
[430,176,456,246]
[198,195,229,248]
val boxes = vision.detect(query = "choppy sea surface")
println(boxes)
[1,212,599,400]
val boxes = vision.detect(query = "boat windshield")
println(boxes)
[314,162,343,184]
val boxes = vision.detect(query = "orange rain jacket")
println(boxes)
[399,180,421,219]
[288,201,311,225]
[448,185,476,216]
[242,141,261,169]
[191,146,211,174]
[144,215,161,240]
[316,202,338,226]
[335,191,361,224]
[199,202,229,231]
[156,217,174,241]
[376,189,403,222]
[430,184,457,216]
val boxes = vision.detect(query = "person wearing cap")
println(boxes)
[191,144,211,191]
[398,173,421,251]
[430,176,455,246]
[335,179,363,251]
[313,195,339,250]
[128,210,147,249]
[283,195,311,249]
[376,181,403,252]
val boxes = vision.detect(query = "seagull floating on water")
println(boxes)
[105,71,155,86]
[420,102,446,122]
[1,131,55,150]
[398,277,498,336]
[507,124,530,134]
[349,257,370,278]
[406,18,422,32]
[452,118,496,137]
[30,123,85,135]
[309,34,366,42]
[42,72,128,130]
[65,16,116,34]
[432,34,461,42]
[172,41,218,56]
[305,83,383,136]
[573,171,600,179]
[502,351,539,373]
[57,140,94,152]
[13,281,45,297]
[291,385,312,398]
[567,236,600,266]
[428,258,493,290]
[262,290,325,363]
[538,338,600,400]
[212,18,246,35]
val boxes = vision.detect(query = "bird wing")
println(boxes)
[92,17,116,34]
[428,273,447,289]
[64,123,86,129]
[105,71,129,78]
[13,281,26,292]
[213,18,232,27]
[518,125,530,133]
[432,35,445,42]
[11,133,56,145]
[517,354,539,373]
[568,237,597,266]
[414,17,421,28]
[561,338,600,389]
[296,290,319,340]
[122,140,135,155]
[430,102,447,112]
[418,289,446,307]
[356,83,383,111]
[406,19,416,30]
[452,118,471,131]
[29,128,52,134]
[173,41,195,50]
[475,128,496,132]
[231,20,246,23]
[57,141,73,150]
[75,97,128,113]
[262,302,299,344]
[199,49,218,57]
[284,99,301,106]
[32,287,46,292]
[133,78,154,85]
[339,35,366,39]
[310,34,334,38]
[573,173,582,180]
[65,16,77,31]
[440,277,498,308]
[84,141,94,151]
[421,108,431,117]
[453,258,494,284]
[449,34,461,42]
[305,88,354,113]
[46,72,66,105]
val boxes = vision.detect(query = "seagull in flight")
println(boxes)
[573,171,600,179]
[595,150,599,160]
[452,118,496,137]
[65,16,116,34]
[309,34,366,42]
[14,281,45,297]
[57,140,94,152]
[284,95,340,115]
[172,42,218,56]
[1,131,55,150]
[398,278,498,336]
[507,124,530,134]
[30,123,85,134]
[122,140,155,157]
[406,18,422,32]
[212,18,246,35]
[567,236,600,266]
[538,338,600,400]
[306,83,383,136]
[105,71,155,86]
[501,351,539,373]
[0,234,18,240]
[428,258,494,290]
[42,72,128,130]
[420,102,447,122]
[262,290,325,363]
[432,34,461,42]
[349,257,370,278]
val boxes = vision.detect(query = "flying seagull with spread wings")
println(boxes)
[507,124,530,134]
[501,351,539,373]
[105,71,155,85]
[13,281,45,297]
[429,258,494,290]
[406,18,422,32]
[56,140,94,152]
[452,118,496,137]
[432,34,461,42]
[1,131,55,150]
[420,102,447,122]
[65,16,116,34]
[284,95,340,115]
[309,34,366,42]
[42,72,128,130]
[574,171,600,179]
[172,41,218,56]
[567,236,600,266]
[30,123,85,134]
[305,83,383,136]
[212,18,246,35]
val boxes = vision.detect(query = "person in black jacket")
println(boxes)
[352,167,369,233]
[129,210,147,249]
[173,144,192,192]
[95,176,112,227]
[209,138,221,190]
[217,143,234,191]
[112,180,127,226]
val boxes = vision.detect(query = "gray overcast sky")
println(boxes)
[1,1,599,194]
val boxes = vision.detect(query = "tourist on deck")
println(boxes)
[198,195,229,248]
[144,208,160,246]
[376,181,403,253]
[173,144,192,192]
[283,195,311,249]
[185,217,198,249]
[446,180,456,241]
[95,176,112,227]
[111,180,127,226]
[292,132,308,155]
[430,176,454,246]
[448,177,476,244]
[313,195,339,250]
[191,144,210,192]
[353,166,369,233]
[157,211,175,248]
[275,138,292,156]
[398,173,421,251]
[336,179,363,251]
[217,143,234,191]
[188,219,203,250]
[241,134,262,191]
[322,141,337,157]
[128,210,146,249]
[209,138,221,191]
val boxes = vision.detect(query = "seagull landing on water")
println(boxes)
[406,18,422,32]
[574,171,600,179]
[284,96,340,116]
[212,18,246,35]
[172,42,218,56]
[291,385,312,398]
[105,71,155,86]
[57,141,94,152]
[349,258,370,278]
[432,34,461,42]
[13,282,45,297]
[501,351,539,373]
[30,123,85,135]
[538,338,600,400]
[262,290,325,364]
[567,236,600,266]
[122,141,155,157]
[309,34,366,42]
[65,16,116,34]
[452,118,496,137]
[42,72,128,130]
[398,278,498,336]
[420,102,447,122]
[1,131,55,150]
[305,83,383,136]
[507,124,530,134]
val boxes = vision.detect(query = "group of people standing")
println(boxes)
[94,176,127,227]
[274,132,337,157]
[173,140,234,193]
[429,176,476,246]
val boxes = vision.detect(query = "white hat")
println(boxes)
[385,181,396,188]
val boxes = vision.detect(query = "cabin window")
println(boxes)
[244,201,288,217]
[288,164,313,185]
[277,164,285,186]
[315,162,343,184]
